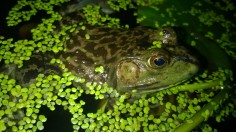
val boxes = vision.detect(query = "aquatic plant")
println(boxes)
[0,0,235,131]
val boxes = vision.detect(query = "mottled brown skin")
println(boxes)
[60,26,153,82]
[60,26,156,83]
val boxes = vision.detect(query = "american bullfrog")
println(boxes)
[0,15,199,97]
[60,26,199,95]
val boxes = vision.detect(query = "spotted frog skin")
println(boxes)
[1,15,199,95]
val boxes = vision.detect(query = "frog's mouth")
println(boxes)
[125,78,190,95]
[126,82,171,95]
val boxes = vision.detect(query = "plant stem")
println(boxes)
[174,87,230,132]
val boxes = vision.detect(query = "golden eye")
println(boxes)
[148,55,168,68]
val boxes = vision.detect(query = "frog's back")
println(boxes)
[59,26,157,82]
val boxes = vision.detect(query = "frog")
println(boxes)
[61,12,199,94]
[60,26,199,95]
[0,13,199,99]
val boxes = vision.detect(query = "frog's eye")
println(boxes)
[148,55,168,68]
[162,29,171,37]
[159,27,177,45]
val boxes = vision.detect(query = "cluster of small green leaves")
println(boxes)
[85,82,119,100]
[6,0,70,26]
[198,8,236,60]
[0,58,77,131]
[75,92,170,131]
[82,5,121,28]
[149,29,164,49]
[190,1,236,59]
[198,10,224,26]
[0,57,121,131]
[31,18,78,53]
[135,0,164,6]
[149,40,162,49]
[215,101,235,123]
[0,18,76,68]
[217,33,236,59]
[1,0,82,68]
[0,73,48,131]
[170,68,235,131]
[107,0,135,11]
[201,124,218,132]
[50,59,122,131]
[0,37,35,68]
[206,0,235,12]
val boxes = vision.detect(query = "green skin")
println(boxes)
[115,45,199,94]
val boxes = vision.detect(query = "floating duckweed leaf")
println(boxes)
[8,101,15,107]
[36,121,44,130]
[12,126,18,131]
[0,120,6,131]
[81,123,89,129]
[95,66,104,73]
[165,102,172,109]
[85,33,90,40]
[26,108,33,116]
[143,106,150,114]
[49,105,55,111]
[23,117,31,124]
[98,94,104,99]
[38,115,47,122]
[152,40,162,48]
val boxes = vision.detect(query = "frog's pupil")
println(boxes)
[154,58,165,66]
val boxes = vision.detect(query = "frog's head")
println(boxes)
[114,27,199,94]
[115,46,199,94]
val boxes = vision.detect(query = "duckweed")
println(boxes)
[95,66,104,74]
[1,0,236,132]
[150,40,162,49]
[82,4,121,27]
